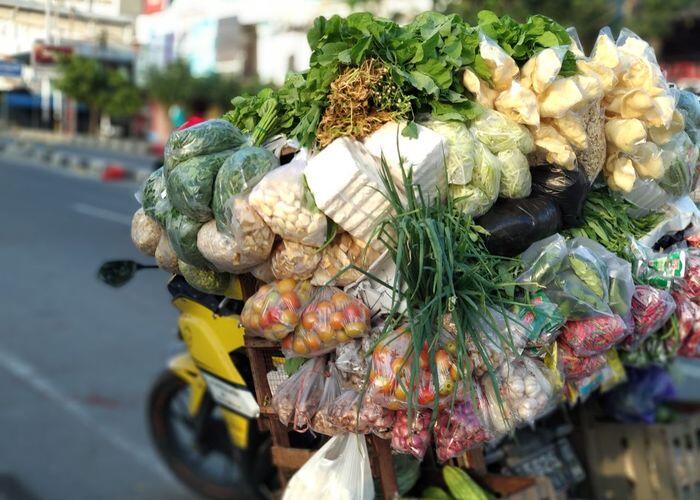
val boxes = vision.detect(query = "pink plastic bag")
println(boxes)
[560,314,628,356]
[433,401,490,462]
[391,409,432,459]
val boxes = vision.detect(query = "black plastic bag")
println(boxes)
[476,196,562,257]
[530,165,589,227]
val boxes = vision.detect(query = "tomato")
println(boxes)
[280,291,301,310]
[335,330,350,343]
[438,380,454,397]
[301,311,318,330]
[317,327,335,343]
[315,300,334,318]
[276,278,297,294]
[344,303,363,321]
[394,382,408,402]
[344,321,367,338]
[390,357,405,375]
[292,336,309,355]
[329,311,345,330]
[331,291,350,309]
[419,346,430,370]
[303,330,322,351]
[263,307,281,326]
[279,309,299,327]
[281,334,293,350]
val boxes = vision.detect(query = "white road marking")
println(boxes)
[0,346,172,482]
[72,202,131,226]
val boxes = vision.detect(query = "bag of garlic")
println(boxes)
[249,158,327,247]
[270,240,322,281]
[311,233,381,287]
[479,357,559,433]
[131,208,161,256]
[197,220,272,274]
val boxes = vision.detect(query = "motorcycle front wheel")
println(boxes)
[147,370,275,500]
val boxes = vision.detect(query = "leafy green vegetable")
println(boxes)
[140,166,166,223]
[178,260,231,295]
[166,149,234,222]
[568,248,608,299]
[166,209,209,268]
[164,119,247,172]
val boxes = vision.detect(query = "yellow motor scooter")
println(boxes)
[98,261,276,499]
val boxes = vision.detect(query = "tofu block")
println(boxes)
[304,137,392,244]
[364,122,448,202]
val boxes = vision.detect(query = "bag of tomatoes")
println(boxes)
[368,328,465,410]
[241,279,314,341]
[281,287,371,357]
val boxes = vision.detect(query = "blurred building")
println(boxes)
[0,0,139,130]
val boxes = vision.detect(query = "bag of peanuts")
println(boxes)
[311,233,382,286]
[271,240,322,281]
[249,160,328,247]
[281,287,371,357]
[241,279,314,341]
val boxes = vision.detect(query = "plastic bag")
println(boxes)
[531,125,577,170]
[131,208,161,256]
[674,292,700,356]
[281,287,371,357]
[680,252,700,300]
[479,357,559,433]
[282,432,374,500]
[576,100,607,184]
[494,81,540,126]
[197,220,271,274]
[178,260,231,295]
[311,364,342,436]
[475,196,562,257]
[621,285,676,350]
[249,160,327,247]
[165,209,209,268]
[271,240,322,281]
[559,314,628,356]
[422,120,476,185]
[602,366,676,423]
[140,167,167,225]
[250,260,275,283]
[450,141,502,217]
[471,109,535,154]
[391,409,432,459]
[530,164,589,227]
[272,357,326,432]
[520,46,567,94]
[433,401,490,462]
[240,279,314,341]
[328,390,395,437]
[557,340,607,380]
[311,233,381,287]
[155,233,179,274]
[164,119,247,171]
[212,146,280,237]
[166,149,233,222]
[497,149,531,198]
[659,132,698,197]
[478,32,518,91]
[517,291,566,350]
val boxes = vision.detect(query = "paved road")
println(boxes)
[0,158,195,500]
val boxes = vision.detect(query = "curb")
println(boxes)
[0,140,150,183]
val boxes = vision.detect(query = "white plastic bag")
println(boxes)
[282,433,374,500]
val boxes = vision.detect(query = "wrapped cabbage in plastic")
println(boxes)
[471,109,534,154]
[450,141,502,217]
[166,209,209,268]
[164,119,247,171]
[197,220,270,274]
[131,208,161,256]
[166,149,234,222]
[140,167,167,224]
[155,233,179,274]
[178,260,230,295]
[213,146,280,236]
[422,120,476,185]
[497,149,531,198]
[659,132,698,197]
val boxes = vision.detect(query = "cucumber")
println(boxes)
[443,465,488,500]
[422,486,453,499]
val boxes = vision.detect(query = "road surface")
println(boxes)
[0,157,195,500]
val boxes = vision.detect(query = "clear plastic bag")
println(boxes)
[621,285,676,350]
[557,340,607,380]
[494,81,540,126]
[178,260,231,295]
[140,167,168,225]
[391,409,433,459]
[272,357,326,432]
[166,149,233,222]
[240,279,314,341]
[328,389,395,437]
[478,32,518,91]
[674,292,700,356]
[659,132,698,197]
[166,210,209,268]
[311,364,342,436]
[271,240,322,281]
[497,148,531,199]
[249,160,327,247]
[680,252,700,300]
[197,219,271,274]
[450,141,502,217]
[590,27,621,72]
[471,109,535,155]
[433,401,490,462]
[250,260,275,283]
[311,233,381,287]
[520,46,567,94]
[518,292,566,350]
[212,146,280,237]
[282,432,374,500]
[281,287,371,357]
[422,120,476,185]
[559,314,628,356]
[164,119,247,171]
[155,233,179,274]
[131,208,161,257]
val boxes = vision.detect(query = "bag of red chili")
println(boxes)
[558,340,607,380]
[674,292,700,357]
[621,285,676,351]
[679,252,700,302]
[559,314,628,356]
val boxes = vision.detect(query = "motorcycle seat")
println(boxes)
[167,275,243,316]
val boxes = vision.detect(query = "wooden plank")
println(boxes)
[244,336,281,349]
[272,446,315,470]
[370,435,398,499]
[481,474,536,496]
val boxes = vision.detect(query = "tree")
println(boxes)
[54,55,142,134]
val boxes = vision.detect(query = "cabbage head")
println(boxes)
[422,120,475,185]
[165,119,247,172]
[497,148,532,198]
[471,109,535,155]
[141,167,166,222]
[450,142,502,217]
[166,209,209,268]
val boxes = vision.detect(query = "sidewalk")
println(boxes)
[0,129,156,183]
